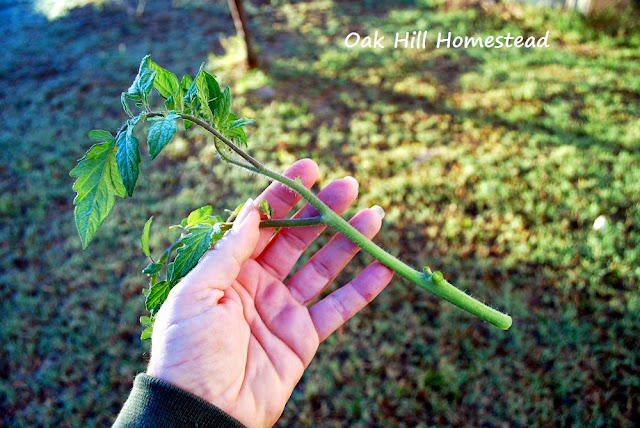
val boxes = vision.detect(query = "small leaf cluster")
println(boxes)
[138,200,272,340]
[138,207,225,339]
[70,55,254,249]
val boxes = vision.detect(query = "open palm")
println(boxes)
[147,159,393,427]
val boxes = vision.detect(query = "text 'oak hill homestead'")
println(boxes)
[344,30,550,49]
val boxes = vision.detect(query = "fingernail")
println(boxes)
[371,205,385,219]
[344,176,359,189]
[234,198,254,226]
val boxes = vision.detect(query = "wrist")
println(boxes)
[114,373,245,427]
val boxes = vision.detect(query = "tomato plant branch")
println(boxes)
[71,57,512,338]
[170,113,513,330]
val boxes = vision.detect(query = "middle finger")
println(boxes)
[255,176,359,281]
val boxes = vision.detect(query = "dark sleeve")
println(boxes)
[113,374,245,428]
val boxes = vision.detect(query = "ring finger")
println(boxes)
[286,207,384,305]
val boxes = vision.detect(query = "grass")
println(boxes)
[1,0,639,426]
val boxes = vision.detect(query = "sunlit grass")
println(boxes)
[34,0,110,19]
[2,0,639,425]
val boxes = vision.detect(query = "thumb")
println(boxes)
[181,198,260,292]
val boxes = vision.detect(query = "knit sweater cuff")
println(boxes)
[113,373,245,428]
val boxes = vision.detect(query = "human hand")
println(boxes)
[146,159,393,427]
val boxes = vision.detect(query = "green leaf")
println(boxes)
[204,71,223,114]
[141,216,153,257]
[225,202,245,222]
[125,55,156,104]
[148,58,179,99]
[164,95,176,111]
[180,74,193,95]
[259,200,273,219]
[195,67,213,121]
[115,121,141,197]
[178,214,223,228]
[169,223,223,283]
[229,117,255,130]
[184,69,212,127]
[146,280,170,311]
[180,76,194,129]
[183,79,200,109]
[147,115,179,160]
[225,124,247,146]
[181,205,213,229]
[184,117,194,130]
[206,215,225,224]
[214,86,231,128]
[140,316,153,327]
[70,139,126,248]
[141,326,153,341]
[88,130,114,142]
[121,92,133,117]
[142,262,163,276]
[221,113,247,145]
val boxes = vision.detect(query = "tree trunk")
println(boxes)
[227,0,259,69]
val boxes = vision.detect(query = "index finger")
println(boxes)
[252,158,320,257]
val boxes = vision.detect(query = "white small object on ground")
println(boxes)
[593,215,607,231]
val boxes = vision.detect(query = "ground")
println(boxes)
[1,0,639,426]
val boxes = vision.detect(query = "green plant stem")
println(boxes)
[162,112,512,329]
[259,216,326,228]
[261,168,512,330]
